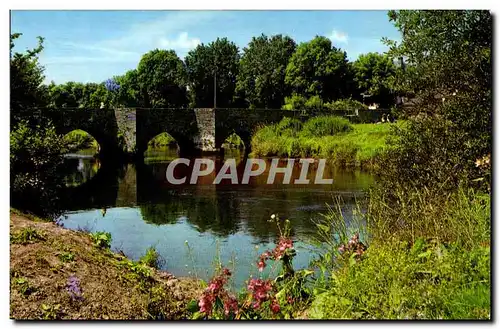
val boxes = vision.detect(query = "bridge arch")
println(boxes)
[62,129,100,154]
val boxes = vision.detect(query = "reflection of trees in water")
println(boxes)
[136,159,370,240]
[62,157,101,187]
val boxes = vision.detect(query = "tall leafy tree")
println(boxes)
[285,36,351,102]
[352,52,396,107]
[114,69,142,107]
[185,38,240,108]
[10,33,47,124]
[136,49,188,108]
[235,34,296,109]
[382,10,492,190]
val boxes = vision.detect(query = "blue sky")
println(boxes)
[11,10,401,84]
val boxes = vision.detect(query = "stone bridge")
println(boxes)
[42,107,390,160]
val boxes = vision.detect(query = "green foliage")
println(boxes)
[236,34,296,108]
[300,116,353,137]
[10,121,65,216]
[46,81,111,109]
[285,36,352,102]
[282,94,307,110]
[10,227,45,245]
[10,33,47,125]
[40,303,61,320]
[139,247,161,269]
[251,121,393,167]
[383,10,491,191]
[14,277,36,296]
[147,133,177,149]
[327,98,368,111]
[352,52,396,107]
[308,240,490,319]
[137,49,188,108]
[90,231,112,249]
[58,251,75,263]
[380,116,474,191]
[114,69,142,107]
[368,185,491,249]
[185,38,240,108]
[63,130,98,152]
[119,259,153,286]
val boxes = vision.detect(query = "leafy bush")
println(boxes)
[140,247,162,269]
[300,116,353,137]
[14,277,36,296]
[10,121,66,217]
[326,98,368,111]
[10,227,45,245]
[304,95,324,110]
[90,231,112,249]
[282,94,307,110]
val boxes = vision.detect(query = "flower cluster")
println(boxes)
[475,154,491,170]
[198,268,238,317]
[66,275,83,301]
[247,278,278,311]
[338,233,366,258]
[104,78,120,92]
[257,237,294,272]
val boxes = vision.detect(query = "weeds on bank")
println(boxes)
[10,227,45,245]
[304,186,491,320]
[13,277,36,297]
[140,247,162,269]
[90,231,112,249]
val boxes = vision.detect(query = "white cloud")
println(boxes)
[329,29,348,45]
[45,11,221,65]
[158,32,201,50]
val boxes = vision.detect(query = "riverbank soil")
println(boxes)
[10,211,202,320]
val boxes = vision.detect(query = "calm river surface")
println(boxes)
[58,147,375,288]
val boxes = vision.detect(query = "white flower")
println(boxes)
[270,214,276,220]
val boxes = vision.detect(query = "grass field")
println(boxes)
[251,117,402,168]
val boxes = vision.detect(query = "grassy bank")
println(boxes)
[63,130,99,152]
[251,117,399,168]
[9,210,202,320]
[306,187,490,319]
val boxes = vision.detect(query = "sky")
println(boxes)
[10,10,402,84]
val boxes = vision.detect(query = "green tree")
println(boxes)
[235,34,296,109]
[185,38,240,108]
[352,52,396,107]
[47,81,114,109]
[136,49,188,108]
[382,10,492,190]
[285,36,351,102]
[10,33,47,125]
[114,69,142,107]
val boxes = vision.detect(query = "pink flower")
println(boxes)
[223,296,238,316]
[270,299,280,314]
[257,260,266,272]
[199,292,215,315]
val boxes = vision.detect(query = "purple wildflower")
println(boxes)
[104,79,120,92]
[66,275,83,301]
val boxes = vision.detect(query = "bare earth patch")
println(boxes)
[10,211,202,320]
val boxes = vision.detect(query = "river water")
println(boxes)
[57,147,374,288]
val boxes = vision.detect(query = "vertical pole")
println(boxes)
[214,68,217,109]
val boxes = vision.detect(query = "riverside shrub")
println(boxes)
[300,116,353,137]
